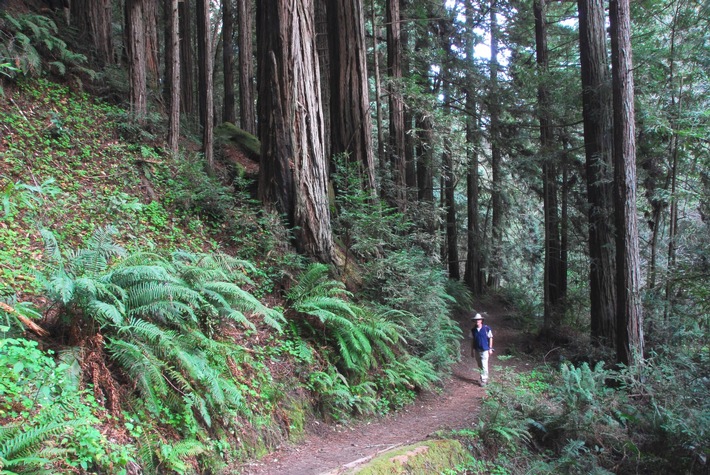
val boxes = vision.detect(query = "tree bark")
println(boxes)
[125,0,147,122]
[179,0,195,117]
[237,0,256,134]
[196,0,214,168]
[70,0,113,65]
[316,0,331,165]
[371,1,386,183]
[222,0,236,124]
[464,4,483,294]
[257,0,336,264]
[166,0,180,152]
[535,0,563,330]
[610,0,644,366]
[327,0,377,193]
[386,0,407,208]
[577,0,616,345]
[488,0,503,289]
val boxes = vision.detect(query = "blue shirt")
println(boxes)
[472,325,493,351]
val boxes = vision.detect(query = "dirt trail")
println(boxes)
[238,310,523,475]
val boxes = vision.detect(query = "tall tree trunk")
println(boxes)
[237,0,256,134]
[560,136,570,298]
[386,0,407,208]
[442,88,459,280]
[125,0,147,122]
[610,0,644,366]
[371,1,386,183]
[257,0,336,264]
[166,0,180,152]
[316,0,331,165]
[464,98,483,294]
[535,0,562,330]
[663,4,684,321]
[70,0,113,65]
[463,2,483,294]
[401,2,416,195]
[196,0,214,168]
[144,0,160,90]
[222,0,236,124]
[577,0,616,346]
[487,0,503,289]
[179,0,195,117]
[414,13,433,208]
[328,0,377,193]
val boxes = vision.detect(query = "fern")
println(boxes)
[0,408,77,474]
[35,228,282,440]
[158,439,209,475]
[0,12,90,78]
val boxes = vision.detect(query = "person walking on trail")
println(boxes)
[470,313,494,387]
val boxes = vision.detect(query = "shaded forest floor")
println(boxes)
[237,304,534,475]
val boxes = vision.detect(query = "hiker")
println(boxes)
[470,313,494,387]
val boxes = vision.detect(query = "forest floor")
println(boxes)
[237,303,534,475]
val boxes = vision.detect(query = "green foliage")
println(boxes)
[624,350,710,473]
[0,338,137,474]
[0,12,89,79]
[289,264,440,419]
[215,122,261,157]
[35,227,284,440]
[363,249,462,370]
[307,368,377,422]
[163,153,236,223]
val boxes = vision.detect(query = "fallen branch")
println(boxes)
[0,302,49,337]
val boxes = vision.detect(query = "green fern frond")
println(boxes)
[86,225,126,260]
[49,60,65,75]
[115,251,170,268]
[0,419,72,466]
[38,227,62,265]
[160,438,208,472]
[108,264,179,288]
[47,273,74,304]
[125,281,204,310]
[222,309,256,330]
[287,263,344,303]
[124,318,176,343]
[106,339,169,406]
[72,276,98,298]
[129,301,199,326]
[87,300,125,326]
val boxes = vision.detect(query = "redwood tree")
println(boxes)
[386,0,407,207]
[610,0,644,365]
[237,0,256,134]
[70,0,113,65]
[327,0,377,193]
[257,0,336,263]
[222,0,236,124]
[577,0,616,346]
[125,0,148,121]
[166,0,180,152]
[535,0,563,330]
[196,0,214,168]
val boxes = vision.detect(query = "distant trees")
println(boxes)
[70,0,113,65]
[107,0,703,364]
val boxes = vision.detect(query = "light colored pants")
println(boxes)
[475,350,490,383]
